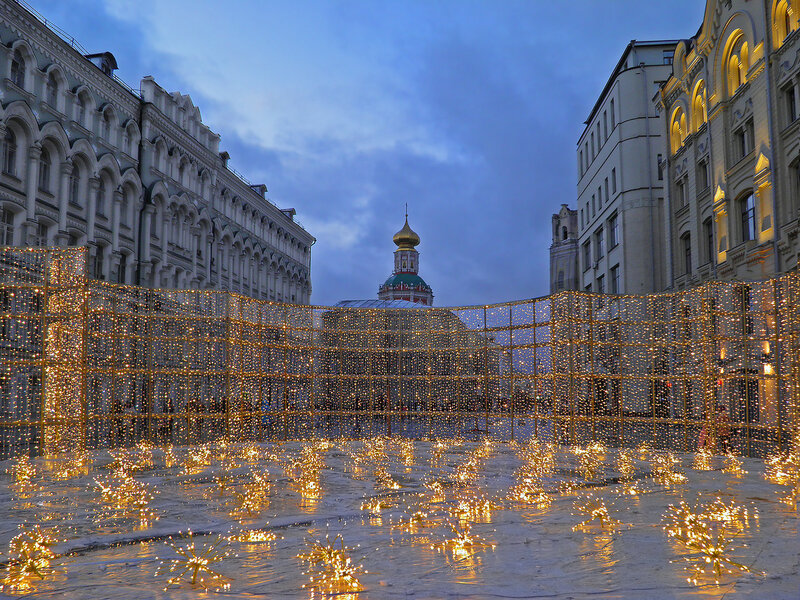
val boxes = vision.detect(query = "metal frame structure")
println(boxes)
[0,247,796,457]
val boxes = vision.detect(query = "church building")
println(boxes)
[378,215,433,305]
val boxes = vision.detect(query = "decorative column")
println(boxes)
[190,226,199,283]
[85,177,99,241]
[57,161,73,242]
[21,143,41,245]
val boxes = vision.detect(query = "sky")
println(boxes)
[30,0,705,307]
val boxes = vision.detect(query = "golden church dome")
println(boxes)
[393,217,420,250]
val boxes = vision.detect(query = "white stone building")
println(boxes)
[0,0,313,303]
[576,40,677,295]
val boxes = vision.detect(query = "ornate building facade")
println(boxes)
[657,0,800,289]
[0,0,313,303]
[378,216,433,305]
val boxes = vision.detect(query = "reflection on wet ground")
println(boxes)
[0,439,797,598]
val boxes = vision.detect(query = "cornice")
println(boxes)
[0,2,138,119]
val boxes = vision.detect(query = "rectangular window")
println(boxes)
[663,50,673,65]
[703,217,714,263]
[580,208,584,228]
[603,111,608,139]
[604,178,609,204]
[585,142,589,169]
[734,119,754,160]
[676,178,687,208]
[583,241,591,271]
[596,274,605,294]
[0,208,13,245]
[608,213,619,248]
[610,264,620,294]
[597,123,601,150]
[657,154,663,180]
[610,100,615,128]
[682,234,692,275]
[611,168,617,193]
[741,194,756,241]
[591,132,595,159]
[785,85,797,125]
[585,283,592,293]
[595,227,604,258]
[598,186,602,207]
[592,194,596,216]
[579,150,583,176]
[696,159,709,190]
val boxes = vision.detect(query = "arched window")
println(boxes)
[561,226,568,240]
[670,107,687,154]
[76,93,88,127]
[97,178,106,215]
[38,148,51,191]
[774,0,796,47]
[10,49,24,89]
[692,81,707,131]
[726,34,749,96]
[69,166,81,207]
[741,193,756,242]
[120,193,130,228]
[101,111,111,140]
[681,233,692,275]
[45,72,58,107]
[3,130,17,176]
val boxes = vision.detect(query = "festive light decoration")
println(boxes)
[94,469,158,525]
[157,531,233,591]
[432,521,495,561]
[1,525,58,593]
[572,494,622,532]
[297,534,365,595]
[722,453,747,478]
[230,469,272,518]
[572,442,607,481]
[663,499,760,585]
[692,449,713,471]
[651,452,688,485]
[9,455,36,485]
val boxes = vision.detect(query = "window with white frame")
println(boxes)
[741,193,756,242]
[38,148,51,192]
[0,207,13,245]
[608,213,619,248]
[2,130,16,177]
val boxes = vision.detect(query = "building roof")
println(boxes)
[581,39,680,131]
[334,299,428,309]
[380,272,432,291]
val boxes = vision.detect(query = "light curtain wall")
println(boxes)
[0,248,796,458]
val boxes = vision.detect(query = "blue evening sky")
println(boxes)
[29,0,705,306]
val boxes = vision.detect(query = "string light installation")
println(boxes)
[1,525,58,593]
[0,247,798,596]
[571,494,622,532]
[432,521,496,562]
[157,531,234,591]
[662,499,761,585]
[297,534,365,596]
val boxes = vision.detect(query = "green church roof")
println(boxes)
[380,273,432,291]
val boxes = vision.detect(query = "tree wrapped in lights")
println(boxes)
[1,525,58,593]
[297,534,365,595]
[157,531,233,591]
[663,499,760,585]
[572,494,622,532]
